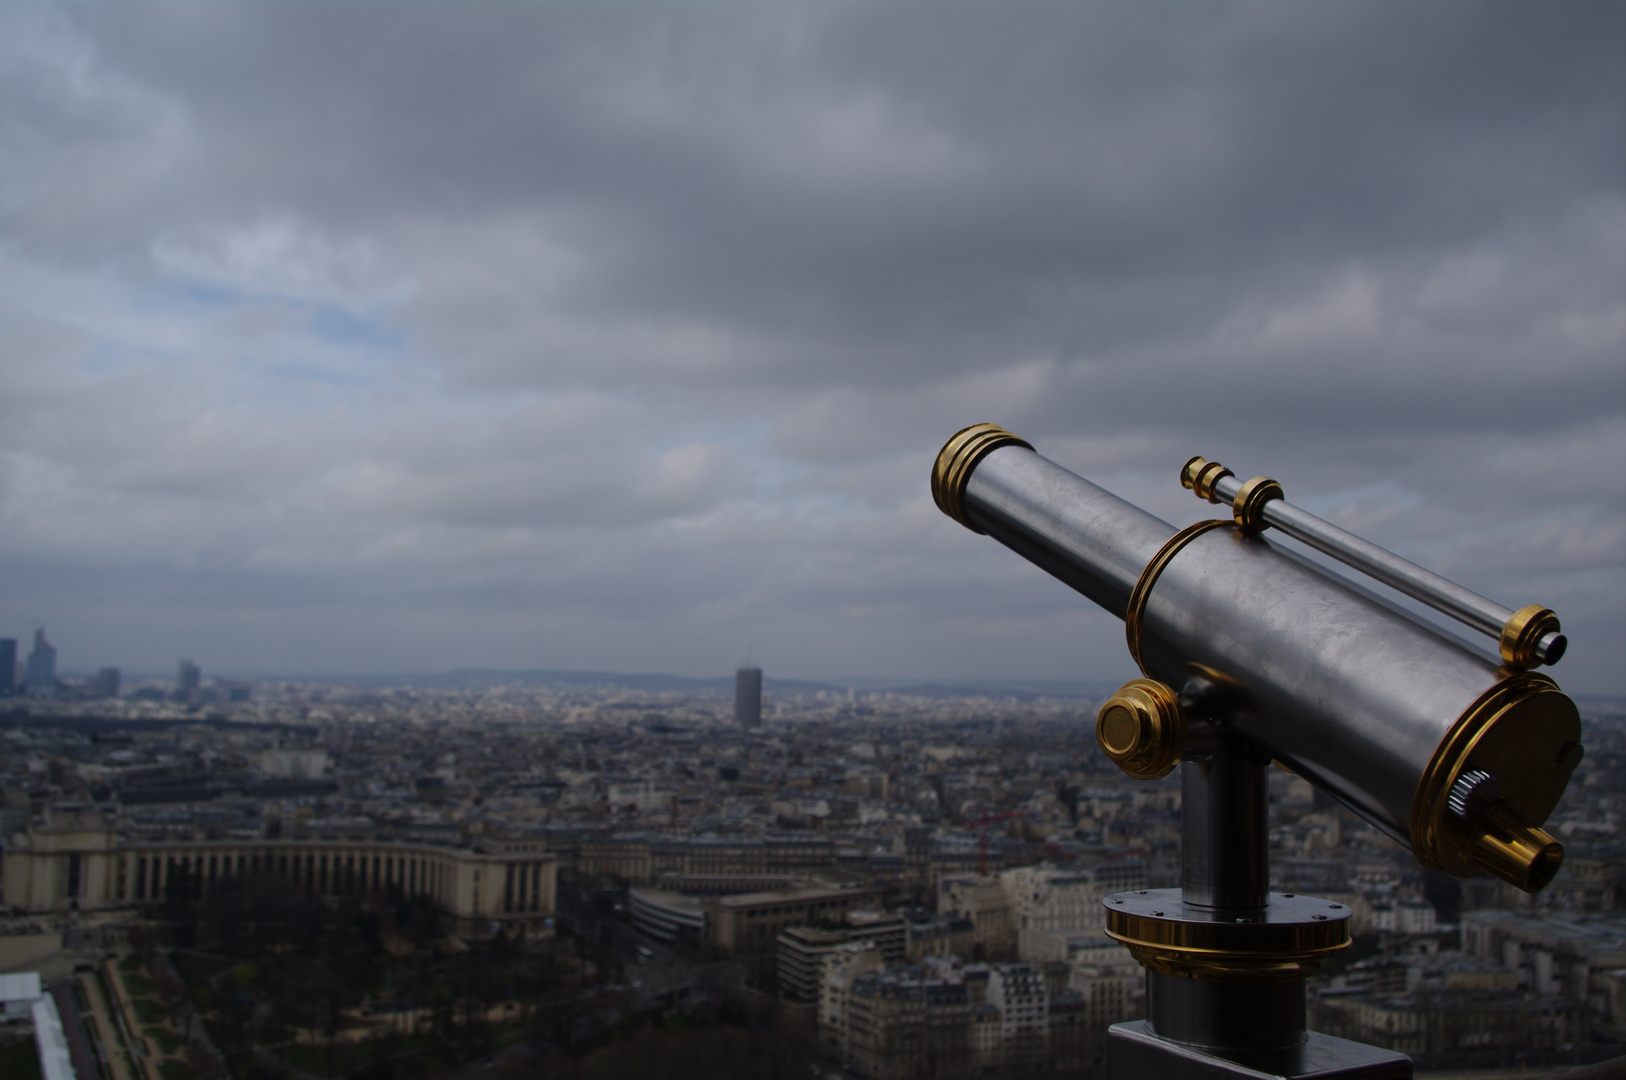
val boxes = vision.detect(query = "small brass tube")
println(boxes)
[1466,803,1564,894]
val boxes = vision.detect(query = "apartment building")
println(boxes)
[1,804,557,937]
[938,876,1015,961]
[820,956,1125,1076]
[842,967,973,1079]
[987,962,1048,1070]
[905,911,976,961]
[778,911,907,1005]
[706,884,885,963]
[820,943,887,1050]
[1461,909,1626,1030]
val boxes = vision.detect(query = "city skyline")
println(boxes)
[0,626,1130,697]
[0,5,1621,694]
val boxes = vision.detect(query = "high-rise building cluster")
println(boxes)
[0,626,109,701]
[0,628,247,707]
[0,628,59,698]
[0,628,75,698]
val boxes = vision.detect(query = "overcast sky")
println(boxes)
[1,2,1622,693]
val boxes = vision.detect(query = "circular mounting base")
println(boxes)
[1105,889,1351,981]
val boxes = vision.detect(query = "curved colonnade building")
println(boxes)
[2,806,556,938]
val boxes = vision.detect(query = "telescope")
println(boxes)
[932,423,1582,1080]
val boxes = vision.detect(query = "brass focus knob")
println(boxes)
[1096,678,1185,780]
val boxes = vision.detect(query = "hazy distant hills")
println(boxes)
[318,669,1117,700]
[877,680,1118,702]
[434,669,832,694]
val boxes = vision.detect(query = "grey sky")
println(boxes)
[1,3,1621,692]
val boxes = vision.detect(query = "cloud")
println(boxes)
[0,2,1619,692]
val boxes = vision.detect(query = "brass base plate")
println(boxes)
[1106,889,1351,981]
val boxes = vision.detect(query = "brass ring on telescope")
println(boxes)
[1411,670,1578,892]
[1180,456,1234,504]
[1231,475,1283,534]
[1125,519,1234,675]
[1499,605,1560,671]
[931,423,1034,533]
[1105,890,1350,981]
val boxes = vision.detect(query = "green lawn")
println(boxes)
[174,952,231,987]
[277,1032,455,1079]
[150,1027,185,1055]
[279,1041,389,1078]
[134,997,171,1026]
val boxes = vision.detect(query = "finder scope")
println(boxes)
[932,423,1581,895]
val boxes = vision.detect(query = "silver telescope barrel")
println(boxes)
[1191,461,1565,668]
[933,424,1583,893]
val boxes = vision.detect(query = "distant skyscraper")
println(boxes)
[177,659,201,692]
[25,628,57,696]
[735,664,762,728]
[0,638,15,696]
[96,668,121,698]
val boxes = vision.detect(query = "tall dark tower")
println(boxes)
[25,628,56,695]
[0,638,15,696]
[735,664,762,728]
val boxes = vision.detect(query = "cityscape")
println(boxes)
[2,5,1622,1080]
[0,631,1622,1079]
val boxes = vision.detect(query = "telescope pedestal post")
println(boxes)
[1105,744,1413,1079]
[1181,743,1271,910]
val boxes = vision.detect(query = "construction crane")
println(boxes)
[964,810,1028,876]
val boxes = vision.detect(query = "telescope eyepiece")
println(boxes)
[931,423,1032,533]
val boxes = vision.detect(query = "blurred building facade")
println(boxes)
[25,629,56,697]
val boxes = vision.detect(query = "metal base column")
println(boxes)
[1105,743,1413,1079]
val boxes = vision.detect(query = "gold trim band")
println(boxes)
[1500,605,1560,670]
[931,423,1033,533]
[1180,456,1234,504]
[1410,671,1579,891]
[1125,520,1233,675]
[1231,475,1283,534]
[1105,892,1350,981]
[1107,937,1349,982]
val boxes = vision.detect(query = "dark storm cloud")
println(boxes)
[44,5,1621,373]
[0,2,1620,687]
